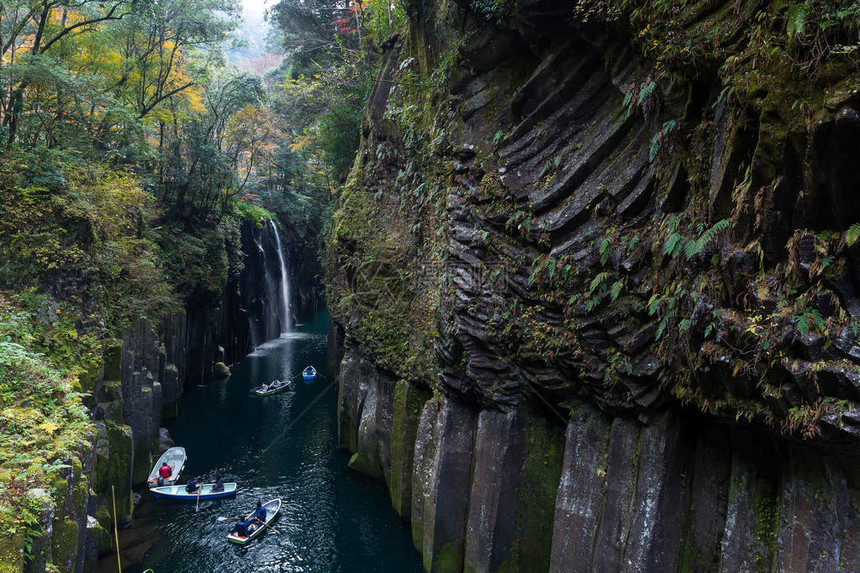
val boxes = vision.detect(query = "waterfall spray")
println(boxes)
[267,220,292,334]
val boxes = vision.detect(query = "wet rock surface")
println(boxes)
[339,345,860,571]
[329,0,860,569]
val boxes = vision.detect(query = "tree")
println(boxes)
[270,0,358,77]
[1,0,133,147]
[223,104,287,194]
[109,0,239,119]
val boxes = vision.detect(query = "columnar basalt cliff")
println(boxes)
[328,0,860,570]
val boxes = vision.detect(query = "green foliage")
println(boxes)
[664,232,684,257]
[470,0,509,24]
[610,280,624,302]
[0,294,92,555]
[0,153,178,325]
[794,307,824,335]
[845,223,860,246]
[685,219,730,259]
[785,4,810,37]
[156,222,231,302]
[318,75,374,180]
[232,201,278,227]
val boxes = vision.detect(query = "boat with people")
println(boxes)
[227,498,282,545]
[302,365,317,381]
[150,482,237,500]
[146,447,186,488]
[254,378,292,396]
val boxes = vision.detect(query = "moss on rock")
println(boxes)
[93,421,133,525]
[347,451,383,478]
[212,362,231,379]
[389,379,430,517]
[497,416,565,572]
[51,518,79,573]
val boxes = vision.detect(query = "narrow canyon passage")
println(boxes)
[105,312,421,573]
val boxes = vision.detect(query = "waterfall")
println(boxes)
[267,220,292,335]
[242,220,292,350]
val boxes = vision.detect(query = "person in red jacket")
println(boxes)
[157,462,172,485]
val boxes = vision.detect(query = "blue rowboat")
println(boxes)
[302,365,316,381]
[150,482,237,500]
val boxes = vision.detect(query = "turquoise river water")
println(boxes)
[124,312,422,572]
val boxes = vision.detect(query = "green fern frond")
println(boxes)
[647,294,661,316]
[796,313,809,335]
[846,223,860,246]
[610,280,623,301]
[589,271,610,293]
[664,233,683,257]
[684,239,698,259]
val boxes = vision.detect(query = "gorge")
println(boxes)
[3,0,860,571]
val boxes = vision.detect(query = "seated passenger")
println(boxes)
[252,501,266,523]
[232,519,248,537]
[185,478,200,493]
[157,462,171,486]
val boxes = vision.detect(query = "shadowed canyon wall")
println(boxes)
[328,0,860,570]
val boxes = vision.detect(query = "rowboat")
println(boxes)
[254,380,292,396]
[226,498,282,545]
[146,447,186,488]
[150,482,237,500]
[302,365,317,381]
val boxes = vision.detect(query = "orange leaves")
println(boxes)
[224,105,289,184]
[289,135,312,153]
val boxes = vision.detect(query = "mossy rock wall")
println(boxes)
[337,340,860,571]
[0,531,24,572]
[389,378,431,518]
[327,0,860,569]
[93,420,134,526]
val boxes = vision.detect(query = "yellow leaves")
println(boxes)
[38,422,59,435]
[180,84,207,115]
[290,135,312,153]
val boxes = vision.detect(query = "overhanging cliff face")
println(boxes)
[329,0,860,570]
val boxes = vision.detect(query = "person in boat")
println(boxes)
[232,518,248,537]
[270,379,280,388]
[185,477,200,493]
[212,474,225,492]
[157,462,171,486]
[252,500,267,524]
[260,383,268,392]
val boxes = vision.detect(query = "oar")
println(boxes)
[195,486,201,512]
[216,516,241,522]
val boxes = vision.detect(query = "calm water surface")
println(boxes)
[129,312,422,573]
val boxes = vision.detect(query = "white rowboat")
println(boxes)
[146,447,186,488]
[226,498,282,544]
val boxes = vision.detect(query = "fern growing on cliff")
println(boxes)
[845,223,860,246]
[684,219,730,259]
